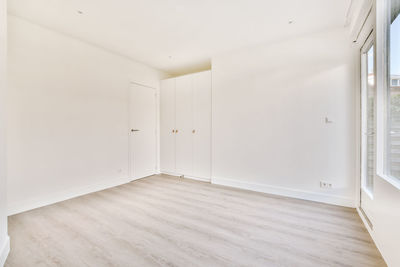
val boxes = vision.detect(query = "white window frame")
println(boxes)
[376,0,400,190]
[360,35,376,199]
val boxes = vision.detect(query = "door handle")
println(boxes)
[131,129,140,132]
[175,129,178,133]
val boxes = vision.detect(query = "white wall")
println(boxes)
[0,1,9,266]
[211,27,356,207]
[6,15,167,215]
[363,178,400,266]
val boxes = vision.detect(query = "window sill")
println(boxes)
[376,172,400,191]
[361,186,374,200]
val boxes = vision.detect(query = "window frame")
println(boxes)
[376,0,400,190]
[361,35,376,199]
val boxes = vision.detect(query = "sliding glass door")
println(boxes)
[360,33,375,222]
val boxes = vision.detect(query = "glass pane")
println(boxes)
[366,45,375,192]
[387,0,400,179]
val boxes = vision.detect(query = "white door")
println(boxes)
[160,79,176,173]
[175,75,193,175]
[129,83,157,180]
[193,71,212,180]
[360,33,375,224]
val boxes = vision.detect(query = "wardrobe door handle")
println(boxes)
[176,130,178,133]
[172,129,175,133]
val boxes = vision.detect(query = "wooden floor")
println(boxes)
[6,174,385,267]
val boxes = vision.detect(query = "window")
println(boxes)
[361,42,376,194]
[386,0,400,179]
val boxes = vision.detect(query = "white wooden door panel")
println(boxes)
[175,75,193,175]
[160,79,176,173]
[129,83,156,179]
[193,71,212,180]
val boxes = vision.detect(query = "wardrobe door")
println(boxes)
[193,71,212,180]
[160,79,176,173]
[175,75,193,175]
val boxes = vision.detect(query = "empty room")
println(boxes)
[0,0,399,266]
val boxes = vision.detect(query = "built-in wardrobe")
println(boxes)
[160,70,211,181]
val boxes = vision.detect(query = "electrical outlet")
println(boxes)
[320,181,333,189]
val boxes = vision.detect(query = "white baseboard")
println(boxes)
[212,177,355,208]
[355,208,387,265]
[356,207,374,234]
[160,171,181,177]
[0,236,10,267]
[183,175,211,182]
[7,176,132,216]
[160,172,211,182]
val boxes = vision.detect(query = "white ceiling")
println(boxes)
[8,0,351,76]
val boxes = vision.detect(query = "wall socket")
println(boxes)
[320,181,333,189]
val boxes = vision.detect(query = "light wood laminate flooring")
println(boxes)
[5,174,386,267]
